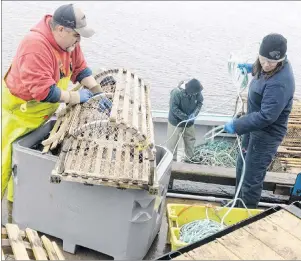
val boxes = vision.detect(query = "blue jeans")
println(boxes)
[235,133,281,209]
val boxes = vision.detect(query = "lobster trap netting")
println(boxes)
[42,68,156,191]
[281,124,301,147]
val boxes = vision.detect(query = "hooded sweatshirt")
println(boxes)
[5,15,90,101]
[168,79,203,127]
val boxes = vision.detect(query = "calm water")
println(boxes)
[2,1,301,114]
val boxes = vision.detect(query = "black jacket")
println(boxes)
[234,59,295,141]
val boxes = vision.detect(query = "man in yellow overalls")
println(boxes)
[2,4,104,202]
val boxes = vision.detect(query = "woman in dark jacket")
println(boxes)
[224,33,295,208]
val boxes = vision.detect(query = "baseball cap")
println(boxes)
[53,3,95,38]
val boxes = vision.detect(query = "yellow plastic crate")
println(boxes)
[167,203,263,250]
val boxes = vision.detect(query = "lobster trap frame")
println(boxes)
[42,68,157,192]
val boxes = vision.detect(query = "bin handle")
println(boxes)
[130,212,152,223]
[12,164,17,178]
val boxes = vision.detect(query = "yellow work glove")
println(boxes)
[60,89,93,104]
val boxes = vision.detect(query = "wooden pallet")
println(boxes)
[42,68,157,192]
[277,156,301,174]
[278,146,301,156]
[173,209,301,260]
[1,224,65,260]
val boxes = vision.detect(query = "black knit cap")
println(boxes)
[185,78,203,94]
[259,33,287,61]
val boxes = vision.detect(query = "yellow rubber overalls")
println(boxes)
[2,48,72,202]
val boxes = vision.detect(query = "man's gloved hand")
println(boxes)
[61,89,93,105]
[98,98,113,113]
[237,63,253,74]
[188,113,195,122]
[79,89,93,103]
[224,120,236,134]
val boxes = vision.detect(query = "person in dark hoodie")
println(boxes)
[167,78,204,161]
[2,4,107,202]
[223,33,295,208]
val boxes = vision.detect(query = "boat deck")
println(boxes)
[173,209,301,260]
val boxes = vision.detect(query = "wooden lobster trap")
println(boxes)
[270,100,301,174]
[281,99,301,147]
[42,68,157,192]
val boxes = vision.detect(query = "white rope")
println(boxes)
[173,54,254,243]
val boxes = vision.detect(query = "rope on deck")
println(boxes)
[188,140,239,167]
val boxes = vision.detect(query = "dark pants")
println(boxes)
[235,133,281,209]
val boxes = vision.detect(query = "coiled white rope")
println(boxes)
[179,207,223,244]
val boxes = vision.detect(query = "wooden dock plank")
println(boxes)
[2,227,25,239]
[41,235,59,260]
[217,227,284,260]
[25,228,48,260]
[188,240,240,260]
[278,146,301,156]
[5,224,30,260]
[173,252,195,260]
[266,210,301,241]
[52,242,65,260]
[278,158,301,163]
[244,217,301,260]
[1,239,32,250]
